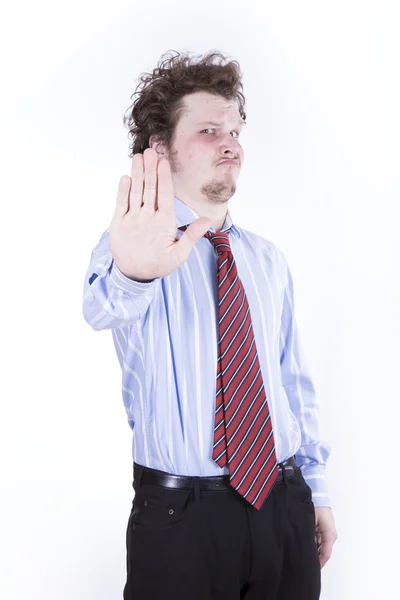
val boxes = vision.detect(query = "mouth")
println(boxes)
[217,159,239,166]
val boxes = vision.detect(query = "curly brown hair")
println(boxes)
[122,49,246,157]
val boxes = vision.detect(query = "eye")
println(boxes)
[200,129,240,138]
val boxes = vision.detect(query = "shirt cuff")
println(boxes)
[110,261,157,295]
[299,465,332,508]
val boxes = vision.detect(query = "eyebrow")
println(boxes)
[197,120,246,128]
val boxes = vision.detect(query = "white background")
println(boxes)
[1,1,399,598]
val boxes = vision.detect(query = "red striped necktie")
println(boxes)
[179,225,279,510]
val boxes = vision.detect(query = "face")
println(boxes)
[154,91,245,205]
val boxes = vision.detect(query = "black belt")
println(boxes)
[133,456,297,492]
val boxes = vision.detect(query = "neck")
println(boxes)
[175,192,228,233]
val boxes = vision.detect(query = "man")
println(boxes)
[82,50,338,599]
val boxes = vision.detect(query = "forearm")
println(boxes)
[82,229,157,330]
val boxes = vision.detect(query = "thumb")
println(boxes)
[187,217,213,242]
[174,217,212,266]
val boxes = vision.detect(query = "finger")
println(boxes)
[156,157,174,215]
[173,217,212,268]
[319,538,334,568]
[318,530,337,569]
[127,153,144,215]
[114,175,131,218]
[142,147,158,212]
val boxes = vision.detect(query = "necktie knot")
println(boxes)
[178,225,232,256]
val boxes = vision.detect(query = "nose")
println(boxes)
[218,138,241,161]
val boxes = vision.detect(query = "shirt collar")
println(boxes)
[174,196,242,238]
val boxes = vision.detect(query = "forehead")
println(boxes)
[179,91,244,126]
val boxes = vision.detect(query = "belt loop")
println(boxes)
[138,465,144,488]
[280,462,287,483]
[193,477,201,502]
[134,464,144,490]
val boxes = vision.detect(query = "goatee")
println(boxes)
[200,180,236,203]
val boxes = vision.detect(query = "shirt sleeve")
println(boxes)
[82,229,158,330]
[278,251,332,508]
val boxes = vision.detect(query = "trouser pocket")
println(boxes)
[131,483,193,530]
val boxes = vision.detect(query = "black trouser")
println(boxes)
[123,459,321,599]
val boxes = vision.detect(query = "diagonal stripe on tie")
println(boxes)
[178,225,279,510]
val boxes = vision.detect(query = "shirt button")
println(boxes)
[88,292,94,301]
[144,500,148,506]
[169,509,174,515]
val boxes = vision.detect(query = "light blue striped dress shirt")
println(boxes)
[82,197,331,508]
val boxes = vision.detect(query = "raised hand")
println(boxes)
[109,148,212,282]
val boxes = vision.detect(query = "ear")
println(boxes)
[149,134,166,157]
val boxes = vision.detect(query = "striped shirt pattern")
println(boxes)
[82,196,331,507]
